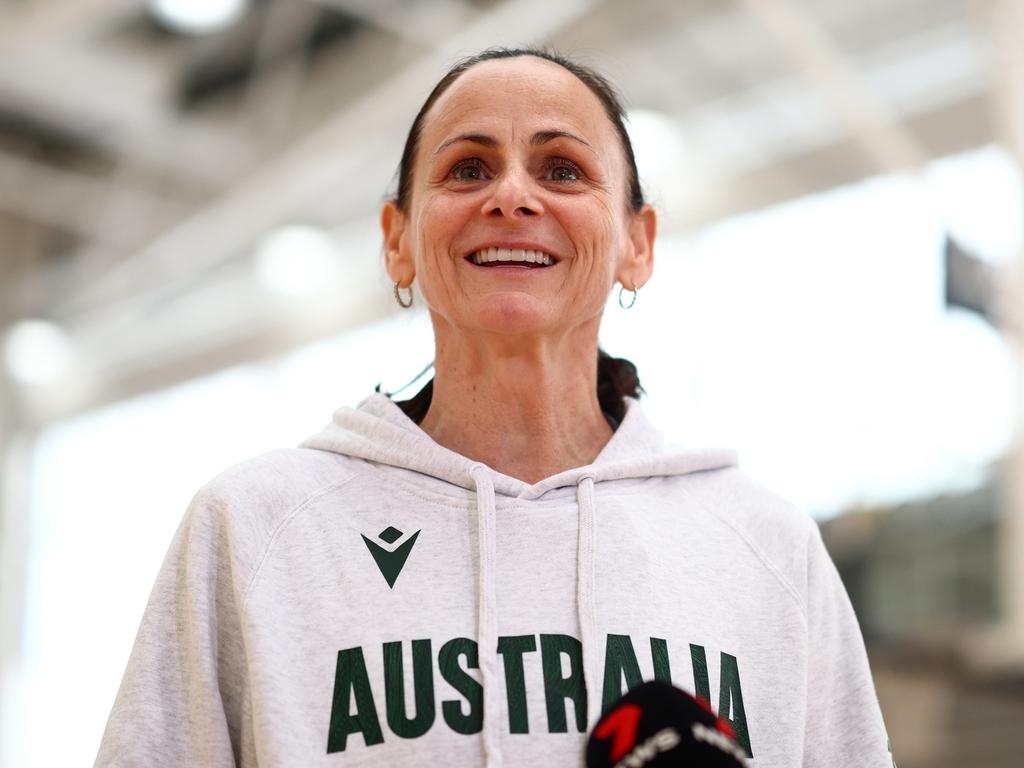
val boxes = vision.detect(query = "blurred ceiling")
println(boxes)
[0,0,1016,422]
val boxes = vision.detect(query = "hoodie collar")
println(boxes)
[300,392,737,497]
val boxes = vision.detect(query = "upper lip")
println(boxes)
[463,242,564,263]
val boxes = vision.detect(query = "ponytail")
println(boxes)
[595,348,644,426]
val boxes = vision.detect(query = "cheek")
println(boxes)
[558,199,627,263]
[406,211,446,272]
[411,195,473,260]
[407,198,471,309]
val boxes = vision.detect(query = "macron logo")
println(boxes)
[362,526,421,589]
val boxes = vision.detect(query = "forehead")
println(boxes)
[421,57,617,148]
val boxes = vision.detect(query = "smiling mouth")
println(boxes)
[466,247,557,267]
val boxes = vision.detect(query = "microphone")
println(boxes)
[586,680,748,767]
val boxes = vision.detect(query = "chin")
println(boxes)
[470,296,554,334]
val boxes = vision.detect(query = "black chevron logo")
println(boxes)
[361,526,421,589]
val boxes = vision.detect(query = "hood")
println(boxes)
[301,393,737,767]
[301,392,736,497]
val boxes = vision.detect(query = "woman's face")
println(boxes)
[383,56,655,340]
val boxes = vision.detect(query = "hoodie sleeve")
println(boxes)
[94,487,252,767]
[802,523,893,767]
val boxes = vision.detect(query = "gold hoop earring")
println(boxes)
[618,283,638,309]
[394,282,413,308]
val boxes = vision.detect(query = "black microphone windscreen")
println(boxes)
[586,680,748,767]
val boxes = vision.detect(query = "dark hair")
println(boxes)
[387,47,646,427]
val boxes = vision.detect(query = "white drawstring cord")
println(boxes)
[576,474,601,730]
[471,464,502,768]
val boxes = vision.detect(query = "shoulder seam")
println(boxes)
[241,473,360,605]
[676,482,809,625]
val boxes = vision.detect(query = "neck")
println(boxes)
[418,324,614,485]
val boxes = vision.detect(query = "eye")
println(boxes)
[544,159,582,183]
[451,159,487,181]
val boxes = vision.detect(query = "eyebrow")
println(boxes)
[531,130,594,151]
[433,129,595,156]
[433,133,497,156]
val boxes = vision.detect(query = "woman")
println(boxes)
[96,49,892,767]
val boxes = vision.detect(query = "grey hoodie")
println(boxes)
[95,393,892,767]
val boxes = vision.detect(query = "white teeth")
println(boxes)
[471,247,555,266]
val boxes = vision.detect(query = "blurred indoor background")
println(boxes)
[1,0,1023,765]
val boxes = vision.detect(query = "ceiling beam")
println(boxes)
[741,0,929,174]
[50,0,605,326]
[0,0,607,422]
[0,0,265,190]
[0,48,249,189]
[0,150,187,246]
[310,0,473,45]
[0,0,139,55]
[670,88,993,234]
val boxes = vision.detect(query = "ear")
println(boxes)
[616,204,656,290]
[381,200,415,287]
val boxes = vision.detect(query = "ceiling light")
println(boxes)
[255,225,344,297]
[147,0,249,36]
[2,319,75,386]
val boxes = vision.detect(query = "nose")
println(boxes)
[481,166,544,219]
